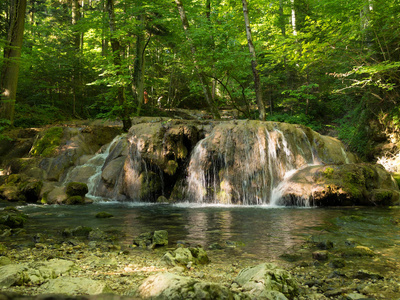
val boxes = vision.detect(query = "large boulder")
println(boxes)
[38,277,111,295]
[233,263,299,299]
[0,264,28,288]
[0,207,28,228]
[276,163,400,206]
[138,272,234,299]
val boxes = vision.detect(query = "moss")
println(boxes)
[5,174,22,185]
[31,127,63,157]
[323,167,334,178]
[95,211,114,218]
[66,196,85,205]
[139,171,161,199]
[393,173,400,188]
[66,182,88,197]
[164,160,178,176]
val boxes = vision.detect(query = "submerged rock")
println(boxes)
[0,207,28,228]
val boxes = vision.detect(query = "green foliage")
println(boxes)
[30,127,63,157]
[267,113,322,132]
[0,119,12,141]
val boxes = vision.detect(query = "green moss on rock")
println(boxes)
[95,212,114,218]
[66,182,88,197]
[66,196,84,205]
[31,127,63,157]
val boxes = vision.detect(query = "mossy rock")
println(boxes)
[371,189,399,205]
[139,171,161,199]
[392,173,400,188]
[95,212,114,218]
[0,207,28,228]
[164,160,179,176]
[19,180,43,203]
[341,246,375,258]
[63,226,93,237]
[66,182,88,197]
[30,127,64,157]
[66,195,85,205]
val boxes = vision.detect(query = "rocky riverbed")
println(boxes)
[1,205,400,299]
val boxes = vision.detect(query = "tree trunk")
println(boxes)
[133,10,146,116]
[0,0,27,125]
[106,0,131,132]
[241,0,265,121]
[174,0,220,119]
[71,0,81,117]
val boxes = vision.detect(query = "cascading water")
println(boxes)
[85,135,126,198]
[62,119,355,205]
[184,121,351,206]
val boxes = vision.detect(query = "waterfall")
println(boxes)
[86,135,125,198]
[184,121,345,206]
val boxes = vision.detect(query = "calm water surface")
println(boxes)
[10,202,400,262]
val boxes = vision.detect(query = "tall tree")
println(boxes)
[132,2,146,115]
[0,0,27,125]
[241,0,265,121]
[174,0,220,119]
[106,0,131,131]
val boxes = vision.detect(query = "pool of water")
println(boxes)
[6,202,399,263]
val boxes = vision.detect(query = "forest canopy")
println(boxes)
[1,0,400,158]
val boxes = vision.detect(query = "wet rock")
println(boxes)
[233,263,299,299]
[19,179,43,203]
[133,230,168,249]
[95,212,114,218]
[43,184,67,204]
[0,207,28,228]
[329,259,345,269]
[345,292,369,299]
[156,196,169,203]
[0,185,24,202]
[88,228,108,241]
[0,256,12,266]
[354,270,384,280]
[63,226,93,238]
[280,163,400,206]
[0,264,28,287]
[341,246,375,258]
[38,277,111,295]
[66,182,88,197]
[138,272,234,299]
[312,251,329,261]
[162,247,209,267]
[152,230,168,247]
[66,195,85,205]
[101,156,126,188]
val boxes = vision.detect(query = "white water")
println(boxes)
[62,121,353,206]
[184,123,350,206]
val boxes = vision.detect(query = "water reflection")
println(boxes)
[11,204,400,262]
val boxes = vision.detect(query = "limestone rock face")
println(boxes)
[276,163,400,206]
[1,118,398,206]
